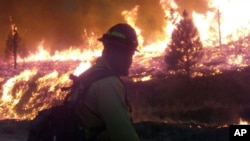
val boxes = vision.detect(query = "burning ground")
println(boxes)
[1,0,250,140]
[0,39,250,140]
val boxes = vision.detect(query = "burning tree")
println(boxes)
[165,10,203,82]
[5,21,26,69]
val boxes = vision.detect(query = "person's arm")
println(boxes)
[96,77,139,141]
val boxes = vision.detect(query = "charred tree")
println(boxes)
[5,22,26,69]
[165,10,203,84]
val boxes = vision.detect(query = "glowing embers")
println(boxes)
[239,118,249,125]
[1,69,38,119]
[2,69,38,102]
[1,0,250,121]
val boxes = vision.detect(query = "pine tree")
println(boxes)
[5,23,25,69]
[165,10,203,82]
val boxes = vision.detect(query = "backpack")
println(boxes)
[27,68,114,141]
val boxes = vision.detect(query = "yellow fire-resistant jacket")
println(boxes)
[71,57,140,141]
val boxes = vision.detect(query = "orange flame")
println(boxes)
[239,118,249,125]
[1,0,250,121]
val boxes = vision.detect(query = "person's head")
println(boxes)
[98,23,138,76]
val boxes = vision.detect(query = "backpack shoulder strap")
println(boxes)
[82,68,115,85]
[63,68,115,103]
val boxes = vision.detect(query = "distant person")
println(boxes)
[69,23,140,141]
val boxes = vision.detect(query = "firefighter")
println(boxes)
[73,23,140,141]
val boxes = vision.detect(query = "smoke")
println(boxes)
[0,0,167,56]
[0,0,208,57]
[174,0,210,14]
[0,0,134,55]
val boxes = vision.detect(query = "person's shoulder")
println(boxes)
[94,75,122,86]
[89,75,124,92]
[90,76,126,101]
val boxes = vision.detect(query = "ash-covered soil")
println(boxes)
[0,119,229,141]
[0,120,29,141]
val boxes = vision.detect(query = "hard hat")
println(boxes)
[98,23,138,51]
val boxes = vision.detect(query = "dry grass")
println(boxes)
[1,66,250,141]
[127,67,250,126]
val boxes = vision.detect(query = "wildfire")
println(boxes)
[2,69,38,102]
[73,61,92,76]
[0,0,250,122]
[22,39,102,62]
[193,0,250,46]
[239,118,249,125]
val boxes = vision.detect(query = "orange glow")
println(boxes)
[21,40,102,62]
[1,0,250,121]
[239,118,249,125]
[73,61,92,76]
[193,0,250,46]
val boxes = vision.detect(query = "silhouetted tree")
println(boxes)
[5,20,26,69]
[165,10,203,83]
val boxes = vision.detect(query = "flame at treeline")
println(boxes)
[0,0,250,123]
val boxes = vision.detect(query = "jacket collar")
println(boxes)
[94,57,114,72]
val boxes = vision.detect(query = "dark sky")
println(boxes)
[0,0,209,56]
